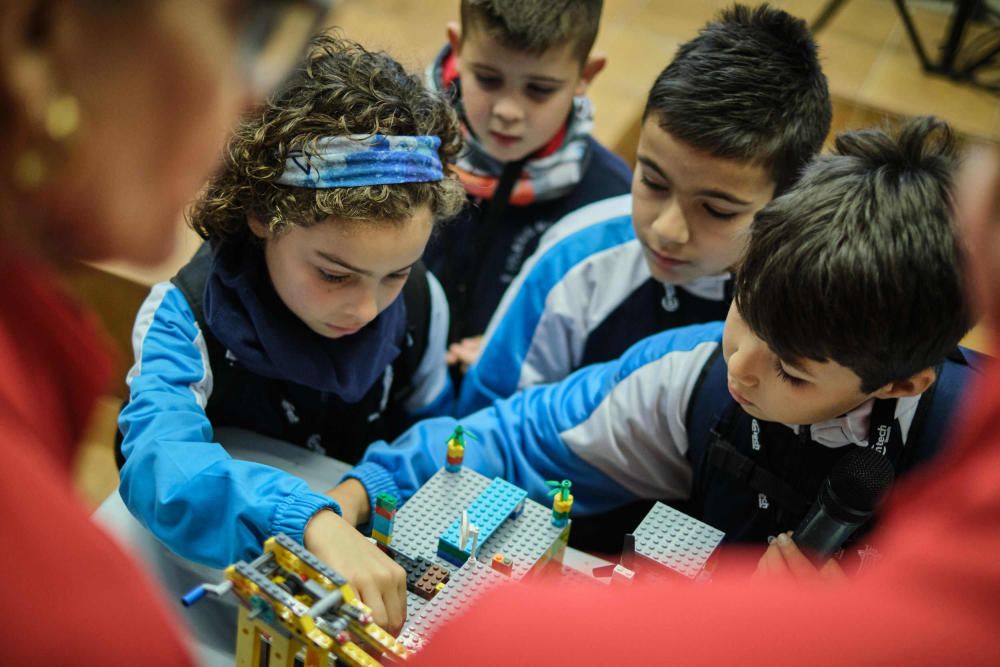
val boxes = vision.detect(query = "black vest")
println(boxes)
[685,346,983,544]
[116,244,432,468]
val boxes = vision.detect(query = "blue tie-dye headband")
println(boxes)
[275,134,444,188]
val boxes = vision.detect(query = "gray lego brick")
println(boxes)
[632,502,724,579]
[400,559,508,650]
[405,589,430,621]
[477,496,568,579]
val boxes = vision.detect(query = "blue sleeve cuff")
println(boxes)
[271,488,342,546]
[340,462,400,524]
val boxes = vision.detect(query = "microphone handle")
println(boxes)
[793,504,865,564]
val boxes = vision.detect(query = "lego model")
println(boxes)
[444,424,477,472]
[546,479,574,528]
[386,464,573,650]
[183,533,410,667]
[187,429,574,662]
[185,429,726,664]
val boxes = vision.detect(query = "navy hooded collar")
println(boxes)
[202,240,405,402]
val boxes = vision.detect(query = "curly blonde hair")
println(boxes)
[188,34,466,241]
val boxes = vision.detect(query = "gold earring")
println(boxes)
[45,94,80,141]
[12,93,80,189]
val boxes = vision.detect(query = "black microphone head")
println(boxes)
[829,446,896,513]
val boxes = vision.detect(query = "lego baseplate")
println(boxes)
[388,467,570,636]
[631,501,724,579]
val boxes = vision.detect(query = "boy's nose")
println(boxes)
[650,200,690,246]
[492,96,523,124]
[346,287,379,325]
[728,347,760,388]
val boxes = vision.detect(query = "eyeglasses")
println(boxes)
[238,0,332,95]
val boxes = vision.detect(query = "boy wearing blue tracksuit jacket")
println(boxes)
[330,119,981,565]
[457,5,833,416]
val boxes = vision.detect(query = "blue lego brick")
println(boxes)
[371,514,394,535]
[436,541,470,567]
[438,477,527,562]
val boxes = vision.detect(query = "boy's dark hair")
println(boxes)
[735,116,969,393]
[460,0,603,62]
[189,34,465,241]
[644,4,831,195]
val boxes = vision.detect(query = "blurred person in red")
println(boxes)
[0,1,327,663]
[409,146,1000,666]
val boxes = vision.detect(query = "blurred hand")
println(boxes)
[956,146,1000,330]
[303,509,407,634]
[446,335,484,373]
[753,531,847,583]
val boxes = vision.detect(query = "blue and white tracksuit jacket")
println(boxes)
[346,321,972,544]
[457,194,732,416]
[117,272,451,568]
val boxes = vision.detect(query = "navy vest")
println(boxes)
[685,346,984,544]
[581,277,733,368]
[116,244,432,468]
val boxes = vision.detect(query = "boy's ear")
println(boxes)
[872,367,938,399]
[446,21,462,58]
[574,51,606,96]
[247,215,271,240]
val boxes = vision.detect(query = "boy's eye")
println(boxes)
[526,84,558,100]
[704,204,739,220]
[774,360,807,387]
[473,73,502,89]
[384,271,411,283]
[640,175,670,193]
[317,269,351,284]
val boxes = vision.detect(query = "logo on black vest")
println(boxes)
[873,424,891,455]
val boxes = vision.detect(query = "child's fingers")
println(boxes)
[753,540,785,580]
[775,532,822,580]
[819,558,848,583]
[355,580,391,631]
[383,574,408,636]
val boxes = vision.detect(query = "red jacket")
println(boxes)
[412,341,1000,665]
[0,247,192,665]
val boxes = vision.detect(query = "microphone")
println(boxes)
[794,446,895,564]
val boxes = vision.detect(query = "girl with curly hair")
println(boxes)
[116,34,466,633]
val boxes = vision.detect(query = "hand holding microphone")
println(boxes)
[756,447,894,580]
[794,446,895,565]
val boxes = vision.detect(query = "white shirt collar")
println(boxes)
[673,273,731,302]
[781,394,922,449]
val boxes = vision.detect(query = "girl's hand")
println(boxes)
[302,509,407,634]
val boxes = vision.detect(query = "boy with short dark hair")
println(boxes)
[330,117,980,564]
[425,0,631,363]
[459,3,832,417]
